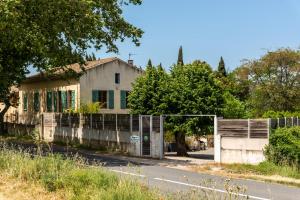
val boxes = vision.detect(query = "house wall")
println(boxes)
[17,79,80,116]
[79,60,143,114]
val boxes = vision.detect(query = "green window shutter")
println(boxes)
[23,93,28,111]
[92,90,99,103]
[71,90,75,110]
[108,90,114,109]
[53,91,57,112]
[61,91,67,112]
[120,90,127,109]
[34,92,39,112]
[46,91,52,112]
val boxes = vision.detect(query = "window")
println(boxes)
[120,90,130,109]
[46,91,52,112]
[61,91,67,112]
[92,90,108,108]
[23,93,28,112]
[67,90,75,110]
[53,91,57,112]
[33,92,40,112]
[55,91,67,112]
[115,73,120,84]
[108,90,114,109]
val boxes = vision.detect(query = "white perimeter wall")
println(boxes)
[220,137,268,164]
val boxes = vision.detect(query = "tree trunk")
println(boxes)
[0,103,10,135]
[175,132,188,156]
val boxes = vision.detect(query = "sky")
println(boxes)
[93,0,300,71]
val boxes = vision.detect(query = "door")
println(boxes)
[141,116,151,156]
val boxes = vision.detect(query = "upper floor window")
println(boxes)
[115,73,120,84]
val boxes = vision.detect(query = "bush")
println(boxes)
[262,110,300,118]
[264,127,300,169]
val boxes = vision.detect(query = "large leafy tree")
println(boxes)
[165,61,224,155]
[129,60,224,156]
[245,48,300,116]
[128,64,169,115]
[0,0,143,132]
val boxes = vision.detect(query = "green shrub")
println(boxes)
[262,110,300,118]
[264,127,300,168]
[66,102,103,114]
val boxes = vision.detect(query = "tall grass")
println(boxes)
[225,161,300,179]
[0,143,159,200]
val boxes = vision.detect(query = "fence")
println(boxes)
[4,112,40,125]
[269,117,299,129]
[41,113,140,151]
[216,117,300,164]
[4,112,163,158]
[218,119,269,138]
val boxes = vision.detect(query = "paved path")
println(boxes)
[5,142,300,200]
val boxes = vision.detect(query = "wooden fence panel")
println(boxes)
[249,119,268,138]
[218,120,248,137]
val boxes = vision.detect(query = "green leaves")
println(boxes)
[0,0,143,113]
[265,127,300,168]
[128,64,168,115]
[245,48,300,116]
[129,61,224,136]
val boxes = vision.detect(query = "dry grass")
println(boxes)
[0,175,66,200]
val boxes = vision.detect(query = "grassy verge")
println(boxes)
[0,143,160,200]
[224,161,300,179]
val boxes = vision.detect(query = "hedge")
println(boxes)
[264,127,300,169]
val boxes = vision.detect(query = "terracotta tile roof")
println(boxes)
[24,57,143,83]
[52,57,118,74]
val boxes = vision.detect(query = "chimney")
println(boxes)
[128,59,134,66]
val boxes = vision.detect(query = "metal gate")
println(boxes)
[140,115,151,156]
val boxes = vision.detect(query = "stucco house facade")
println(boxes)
[5,57,143,123]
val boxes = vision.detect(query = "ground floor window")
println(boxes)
[23,93,28,111]
[33,92,40,112]
[47,90,75,112]
[120,90,130,109]
[92,90,108,108]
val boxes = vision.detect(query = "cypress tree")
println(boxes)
[218,56,227,77]
[147,59,153,68]
[177,46,184,65]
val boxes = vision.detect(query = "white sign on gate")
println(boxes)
[130,135,140,143]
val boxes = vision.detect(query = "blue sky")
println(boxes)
[94,0,300,71]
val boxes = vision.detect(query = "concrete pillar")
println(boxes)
[159,115,164,160]
[214,116,221,163]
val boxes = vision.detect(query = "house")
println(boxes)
[5,57,143,123]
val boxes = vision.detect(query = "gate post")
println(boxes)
[159,115,164,159]
[139,115,142,157]
[214,115,221,163]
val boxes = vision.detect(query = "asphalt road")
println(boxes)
[109,165,300,200]
[5,142,300,200]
